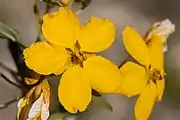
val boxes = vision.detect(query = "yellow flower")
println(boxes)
[24,7,122,113]
[118,26,165,120]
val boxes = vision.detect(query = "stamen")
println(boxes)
[69,42,87,67]
[148,69,164,84]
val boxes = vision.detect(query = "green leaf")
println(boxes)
[0,22,19,41]
[91,96,113,112]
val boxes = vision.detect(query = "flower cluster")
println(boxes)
[17,7,175,120]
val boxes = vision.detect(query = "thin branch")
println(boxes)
[40,0,61,6]
[33,0,42,42]
[0,97,20,110]
[0,62,17,75]
[46,0,51,13]
[0,62,22,84]
[0,73,22,89]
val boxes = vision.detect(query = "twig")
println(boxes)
[33,0,42,42]
[0,62,17,75]
[0,97,20,110]
[0,73,21,89]
[45,0,51,13]
[0,62,22,84]
[40,0,61,6]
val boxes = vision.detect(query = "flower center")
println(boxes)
[71,51,86,66]
[67,42,87,67]
[148,68,164,84]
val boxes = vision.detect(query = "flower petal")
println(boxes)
[28,94,43,119]
[41,103,50,120]
[156,79,165,101]
[148,36,165,101]
[122,26,150,66]
[118,62,147,97]
[83,56,122,93]
[58,65,91,113]
[42,7,79,49]
[17,98,25,109]
[148,36,164,70]
[17,98,28,120]
[41,80,51,104]
[78,17,115,52]
[54,57,73,75]
[24,41,69,75]
[135,82,157,120]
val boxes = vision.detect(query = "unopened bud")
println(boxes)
[60,0,69,6]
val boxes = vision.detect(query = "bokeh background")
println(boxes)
[0,0,180,120]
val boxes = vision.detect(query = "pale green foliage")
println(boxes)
[0,22,19,41]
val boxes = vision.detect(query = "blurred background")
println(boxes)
[0,0,180,120]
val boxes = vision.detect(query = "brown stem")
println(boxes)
[0,97,20,110]
[40,0,61,6]
[33,0,41,42]
[0,73,21,89]
[45,0,51,13]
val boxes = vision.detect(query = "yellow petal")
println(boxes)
[83,56,122,93]
[42,7,80,49]
[24,41,69,75]
[34,84,42,99]
[78,17,115,52]
[148,36,165,101]
[148,36,164,70]
[118,62,147,97]
[58,65,91,113]
[156,79,165,101]
[122,26,150,66]
[41,80,51,104]
[17,98,28,120]
[54,57,73,75]
[135,82,157,120]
